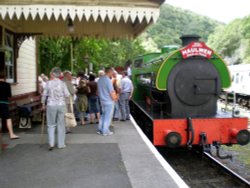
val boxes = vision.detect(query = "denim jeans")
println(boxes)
[46,105,66,148]
[74,99,80,120]
[88,96,100,113]
[98,102,114,134]
[113,101,120,119]
[119,93,130,120]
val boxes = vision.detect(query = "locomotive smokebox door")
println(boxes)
[168,58,221,117]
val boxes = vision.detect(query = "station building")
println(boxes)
[0,0,163,125]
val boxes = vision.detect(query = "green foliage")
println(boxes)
[222,144,250,171]
[208,16,250,64]
[76,38,145,70]
[208,20,242,56]
[38,37,71,75]
[38,37,146,75]
[242,16,250,38]
[144,4,222,48]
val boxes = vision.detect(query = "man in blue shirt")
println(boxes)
[119,71,134,121]
[97,67,116,136]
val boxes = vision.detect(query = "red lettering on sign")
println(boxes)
[180,42,213,59]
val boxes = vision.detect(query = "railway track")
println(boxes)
[158,148,250,188]
[131,102,250,187]
[219,100,250,117]
[218,101,250,130]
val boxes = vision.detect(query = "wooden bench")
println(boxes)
[8,101,19,127]
[16,95,43,128]
[0,94,42,132]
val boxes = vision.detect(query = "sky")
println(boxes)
[165,0,250,23]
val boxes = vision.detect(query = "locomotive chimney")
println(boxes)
[180,35,201,46]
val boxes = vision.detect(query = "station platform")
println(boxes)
[0,117,187,188]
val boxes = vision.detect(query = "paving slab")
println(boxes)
[0,143,131,188]
[0,120,183,188]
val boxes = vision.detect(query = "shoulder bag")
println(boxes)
[65,97,77,128]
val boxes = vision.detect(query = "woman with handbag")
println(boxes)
[63,71,76,134]
[42,67,70,151]
[76,79,90,126]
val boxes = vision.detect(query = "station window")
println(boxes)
[4,31,15,83]
[231,75,235,82]
[235,74,239,84]
[240,75,243,82]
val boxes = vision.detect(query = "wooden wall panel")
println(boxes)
[11,38,37,96]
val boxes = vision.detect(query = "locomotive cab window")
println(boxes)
[240,75,243,82]
[137,73,155,86]
[235,73,239,84]
[134,59,143,68]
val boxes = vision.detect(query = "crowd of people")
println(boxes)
[39,66,133,150]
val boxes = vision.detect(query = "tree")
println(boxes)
[39,37,146,75]
[144,4,222,48]
[38,37,71,75]
[208,16,250,64]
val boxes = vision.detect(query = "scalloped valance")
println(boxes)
[0,5,159,24]
[0,1,163,38]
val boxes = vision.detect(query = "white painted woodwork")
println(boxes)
[0,0,163,38]
[11,38,37,96]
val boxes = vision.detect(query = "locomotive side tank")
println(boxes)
[131,35,250,150]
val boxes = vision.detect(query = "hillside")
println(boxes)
[208,16,250,65]
[141,4,222,50]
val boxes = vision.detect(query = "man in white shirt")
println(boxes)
[119,71,133,121]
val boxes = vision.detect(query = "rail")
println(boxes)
[159,148,250,187]
[204,152,250,187]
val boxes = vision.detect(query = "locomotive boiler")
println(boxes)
[130,35,250,154]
